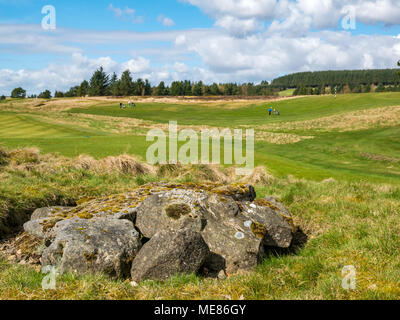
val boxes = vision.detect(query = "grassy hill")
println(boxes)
[0,93,400,300]
[1,92,400,183]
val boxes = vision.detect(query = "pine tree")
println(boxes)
[135,78,145,96]
[77,80,89,97]
[88,67,110,96]
[108,73,120,96]
[398,61,400,80]
[155,81,166,96]
[54,91,64,98]
[38,90,52,99]
[144,80,152,96]
[119,70,134,96]
[192,81,203,96]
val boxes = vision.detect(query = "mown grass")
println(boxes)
[1,93,400,184]
[67,92,400,126]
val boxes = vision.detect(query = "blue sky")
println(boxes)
[1,0,400,94]
[0,0,213,31]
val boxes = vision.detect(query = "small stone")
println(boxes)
[218,270,227,280]
[130,281,139,287]
[7,255,16,262]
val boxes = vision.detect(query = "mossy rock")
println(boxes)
[251,222,267,239]
[165,203,192,220]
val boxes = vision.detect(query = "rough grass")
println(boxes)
[260,105,400,133]
[0,147,271,237]
[1,94,400,299]
[2,93,400,184]
[0,157,399,299]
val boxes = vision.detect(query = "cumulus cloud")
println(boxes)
[120,57,151,74]
[214,16,262,37]
[2,1,400,94]
[183,0,400,36]
[0,53,118,95]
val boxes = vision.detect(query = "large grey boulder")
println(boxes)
[24,207,73,240]
[135,189,207,238]
[210,184,256,202]
[23,218,62,240]
[42,218,141,278]
[131,229,209,282]
[240,202,294,248]
[31,207,72,221]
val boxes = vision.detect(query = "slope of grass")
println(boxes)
[0,160,399,300]
[1,94,400,300]
[254,125,400,183]
[279,89,295,97]
[67,92,400,126]
[1,93,400,184]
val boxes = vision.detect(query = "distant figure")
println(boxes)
[274,109,280,116]
[120,102,123,109]
[268,107,272,116]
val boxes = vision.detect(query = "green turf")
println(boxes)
[279,89,295,96]
[1,92,400,183]
[68,92,400,126]
[254,125,400,184]
[2,93,400,300]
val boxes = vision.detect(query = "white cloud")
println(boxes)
[120,57,151,74]
[2,26,400,95]
[214,16,262,37]
[157,14,175,27]
[0,53,119,95]
[2,1,400,94]
[175,35,187,45]
[184,0,400,36]
[173,62,190,73]
[108,3,144,24]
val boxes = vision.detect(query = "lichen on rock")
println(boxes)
[20,182,300,281]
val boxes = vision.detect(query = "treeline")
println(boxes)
[293,83,400,96]
[11,66,400,99]
[51,67,276,98]
[272,69,400,89]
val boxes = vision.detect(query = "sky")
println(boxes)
[1,0,400,95]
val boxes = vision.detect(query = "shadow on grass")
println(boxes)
[264,228,308,258]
